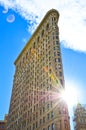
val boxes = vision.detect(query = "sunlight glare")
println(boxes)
[61,82,78,108]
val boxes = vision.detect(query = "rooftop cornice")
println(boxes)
[14,9,59,65]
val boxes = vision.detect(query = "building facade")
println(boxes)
[7,9,70,130]
[73,103,86,130]
[0,115,8,130]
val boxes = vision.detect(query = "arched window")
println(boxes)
[52,123,55,130]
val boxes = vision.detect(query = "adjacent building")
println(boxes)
[0,115,8,130]
[7,9,70,130]
[73,103,86,130]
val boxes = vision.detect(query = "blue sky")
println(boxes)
[0,1,86,130]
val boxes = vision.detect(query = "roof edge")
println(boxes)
[14,9,59,65]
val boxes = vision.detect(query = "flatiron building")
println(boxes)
[7,9,70,130]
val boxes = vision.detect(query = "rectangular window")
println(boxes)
[57,52,60,56]
[47,104,49,109]
[51,111,54,118]
[43,117,45,123]
[30,126,31,130]
[30,116,32,122]
[36,112,38,118]
[60,79,63,86]
[33,123,35,130]
[56,41,59,44]
[43,107,45,112]
[56,36,58,39]
[55,58,57,62]
[59,71,62,76]
[48,125,50,130]
[40,119,42,124]
[54,52,56,56]
[36,122,38,128]
[58,58,61,62]
[47,113,50,120]
[58,64,61,69]
[52,123,55,130]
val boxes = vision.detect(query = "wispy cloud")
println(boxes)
[0,0,86,52]
[22,38,27,44]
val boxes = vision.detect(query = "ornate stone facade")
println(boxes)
[7,9,70,130]
[0,115,8,130]
[74,103,86,130]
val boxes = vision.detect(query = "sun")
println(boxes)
[61,82,78,108]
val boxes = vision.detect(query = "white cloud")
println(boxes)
[0,0,86,52]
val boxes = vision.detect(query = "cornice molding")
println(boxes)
[14,9,59,65]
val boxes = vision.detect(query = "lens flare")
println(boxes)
[61,83,78,108]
